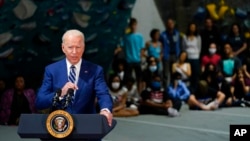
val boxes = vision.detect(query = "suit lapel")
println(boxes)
[74,60,88,104]
[61,59,69,85]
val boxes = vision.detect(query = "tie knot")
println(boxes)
[71,65,75,69]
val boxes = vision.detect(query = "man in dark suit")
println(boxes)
[35,29,113,126]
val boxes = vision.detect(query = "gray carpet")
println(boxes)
[1,105,249,141]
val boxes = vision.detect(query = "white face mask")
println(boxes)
[112,82,120,89]
[149,65,157,72]
[209,48,216,54]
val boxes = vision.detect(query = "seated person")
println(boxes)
[140,75,180,117]
[201,43,221,72]
[111,58,128,84]
[242,57,250,79]
[201,63,217,84]
[125,77,140,109]
[0,75,36,125]
[172,51,191,86]
[229,68,250,107]
[141,56,161,90]
[108,74,139,117]
[188,80,225,110]
[201,65,234,107]
[167,72,190,111]
[218,43,241,83]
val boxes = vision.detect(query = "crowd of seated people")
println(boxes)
[111,17,250,117]
[1,16,250,125]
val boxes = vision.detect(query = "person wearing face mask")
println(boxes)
[140,75,180,117]
[108,74,139,117]
[141,56,161,91]
[201,43,221,72]
[167,72,190,111]
[145,29,163,74]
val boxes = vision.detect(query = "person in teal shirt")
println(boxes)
[115,18,145,92]
[146,29,163,73]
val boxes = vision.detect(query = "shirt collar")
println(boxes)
[65,58,82,70]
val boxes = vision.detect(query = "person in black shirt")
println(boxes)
[187,80,225,110]
[200,18,221,57]
[141,56,161,91]
[140,75,180,117]
[201,65,233,107]
[227,23,247,60]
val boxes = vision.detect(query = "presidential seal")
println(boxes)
[46,110,74,138]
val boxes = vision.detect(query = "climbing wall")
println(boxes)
[154,0,250,33]
[0,0,136,87]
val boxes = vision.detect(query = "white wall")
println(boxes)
[131,0,165,42]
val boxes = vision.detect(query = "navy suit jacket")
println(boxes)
[35,59,113,114]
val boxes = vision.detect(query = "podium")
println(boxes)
[17,113,117,141]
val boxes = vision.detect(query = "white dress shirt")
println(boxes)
[66,58,82,85]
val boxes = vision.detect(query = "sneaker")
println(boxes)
[244,100,250,107]
[242,98,250,107]
[207,100,219,110]
[167,107,180,117]
[129,104,138,110]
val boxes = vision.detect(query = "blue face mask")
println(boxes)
[149,66,157,72]
[175,79,182,83]
[151,81,161,90]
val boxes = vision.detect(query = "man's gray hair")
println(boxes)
[62,29,85,43]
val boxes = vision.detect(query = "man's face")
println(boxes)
[205,19,213,29]
[224,44,232,55]
[62,35,85,65]
[130,23,137,32]
[232,25,239,34]
[167,19,175,30]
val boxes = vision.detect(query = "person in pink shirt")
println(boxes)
[201,43,221,72]
[0,75,36,125]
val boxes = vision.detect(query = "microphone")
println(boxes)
[63,88,74,109]
[52,89,61,111]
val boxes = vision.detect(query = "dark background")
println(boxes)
[0,0,136,89]
[1,0,250,89]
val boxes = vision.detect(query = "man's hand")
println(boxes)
[61,82,78,97]
[100,110,113,126]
